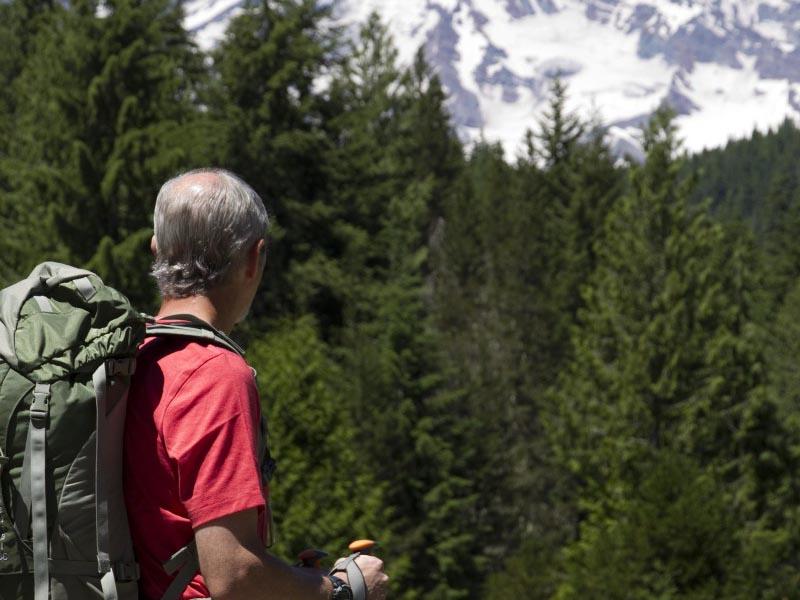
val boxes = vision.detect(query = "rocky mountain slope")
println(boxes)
[185,0,800,156]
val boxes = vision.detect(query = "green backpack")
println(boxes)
[0,262,276,600]
[0,262,143,600]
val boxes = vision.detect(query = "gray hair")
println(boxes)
[151,168,269,298]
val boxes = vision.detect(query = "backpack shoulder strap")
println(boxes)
[144,314,245,357]
[143,316,254,599]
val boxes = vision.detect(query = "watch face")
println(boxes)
[331,576,354,600]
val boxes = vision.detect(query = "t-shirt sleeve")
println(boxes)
[161,352,266,529]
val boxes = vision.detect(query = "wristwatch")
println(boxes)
[328,575,353,600]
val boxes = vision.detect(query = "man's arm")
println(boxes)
[195,508,332,600]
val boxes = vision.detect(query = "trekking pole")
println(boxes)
[330,539,379,600]
[347,539,377,555]
[296,548,328,569]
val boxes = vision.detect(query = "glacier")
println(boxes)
[183,0,800,157]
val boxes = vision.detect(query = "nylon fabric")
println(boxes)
[160,542,199,600]
[30,390,50,600]
[93,358,139,595]
[162,544,194,575]
[93,359,137,600]
[16,421,32,541]
[48,559,100,577]
[346,559,366,600]
[144,325,244,357]
[10,265,144,381]
[55,432,97,555]
[73,278,96,302]
[0,263,143,599]
[147,315,246,357]
[332,555,367,600]
[0,262,97,366]
[100,569,118,600]
[93,365,111,574]
[33,296,54,313]
[0,448,10,525]
[0,278,34,366]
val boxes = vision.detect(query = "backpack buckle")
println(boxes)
[113,561,140,582]
[30,384,50,427]
[107,358,136,377]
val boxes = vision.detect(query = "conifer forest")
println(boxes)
[3,1,800,598]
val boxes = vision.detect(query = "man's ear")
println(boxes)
[245,238,267,278]
[150,235,158,256]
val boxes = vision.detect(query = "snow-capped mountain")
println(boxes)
[184,0,800,157]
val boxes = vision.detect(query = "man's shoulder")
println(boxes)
[134,336,256,410]
[140,335,251,375]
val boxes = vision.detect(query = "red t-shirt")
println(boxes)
[124,332,267,600]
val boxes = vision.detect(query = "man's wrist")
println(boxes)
[327,574,353,600]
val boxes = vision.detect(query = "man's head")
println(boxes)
[151,168,269,299]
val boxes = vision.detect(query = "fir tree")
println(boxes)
[247,317,387,564]
[558,452,737,600]
[439,81,623,595]
[548,108,792,595]
[0,0,56,146]
[1,0,205,305]
[326,16,480,597]
[212,0,336,323]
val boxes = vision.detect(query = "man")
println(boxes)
[123,168,389,600]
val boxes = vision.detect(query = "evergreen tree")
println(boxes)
[550,109,754,490]
[435,142,534,567]
[0,0,56,146]
[548,109,795,596]
[557,452,737,600]
[438,81,623,597]
[215,7,479,596]
[1,0,205,305]
[211,0,336,323]
[769,279,800,418]
[761,167,800,310]
[248,317,387,563]
[688,118,800,230]
[0,0,60,285]
[326,16,479,598]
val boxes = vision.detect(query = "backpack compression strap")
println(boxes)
[27,383,50,600]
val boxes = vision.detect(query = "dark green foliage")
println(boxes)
[248,317,388,563]
[483,533,565,600]
[85,230,158,311]
[441,81,624,598]
[323,17,477,598]
[558,452,736,600]
[0,0,204,294]
[212,0,336,322]
[436,142,541,573]
[3,3,800,597]
[0,0,56,145]
[688,119,800,228]
[547,109,800,598]
[0,0,58,285]
[688,120,800,309]
[549,110,763,484]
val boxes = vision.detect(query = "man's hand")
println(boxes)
[332,554,389,600]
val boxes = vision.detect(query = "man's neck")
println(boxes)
[157,293,237,334]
